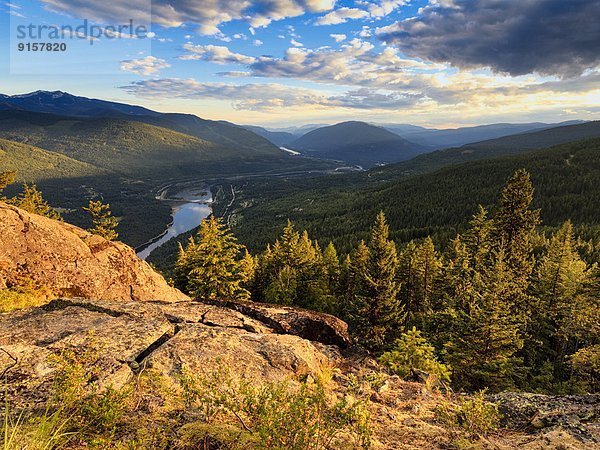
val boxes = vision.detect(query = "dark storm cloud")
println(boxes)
[378,0,600,77]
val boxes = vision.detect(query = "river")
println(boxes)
[136,186,212,260]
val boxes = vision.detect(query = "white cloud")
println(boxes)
[290,38,304,47]
[316,7,369,25]
[330,34,347,43]
[120,56,170,76]
[120,78,427,111]
[253,39,264,46]
[40,0,335,35]
[367,0,407,18]
[179,43,257,64]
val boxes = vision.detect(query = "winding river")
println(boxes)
[136,187,212,260]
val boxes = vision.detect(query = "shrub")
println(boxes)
[379,327,450,383]
[178,366,371,449]
[48,337,131,440]
[436,390,500,439]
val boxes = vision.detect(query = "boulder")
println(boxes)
[203,299,352,348]
[0,202,187,302]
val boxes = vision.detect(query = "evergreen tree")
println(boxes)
[379,327,450,382]
[175,216,249,300]
[528,221,590,385]
[463,205,492,271]
[9,183,61,220]
[83,200,119,241]
[444,250,525,391]
[251,221,338,310]
[411,237,441,328]
[0,170,16,194]
[351,212,404,351]
[339,240,369,325]
[492,169,540,286]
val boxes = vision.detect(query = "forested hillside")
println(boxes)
[289,121,427,167]
[369,121,600,179]
[0,111,298,179]
[173,169,600,396]
[0,138,108,181]
[218,137,600,254]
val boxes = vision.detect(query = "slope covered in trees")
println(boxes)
[0,91,281,155]
[176,170,599,394]
[219,137,600,253]
[0,138,107,181]
[0,111,300,179]
[369,121,600,179]
[289,121,428,167]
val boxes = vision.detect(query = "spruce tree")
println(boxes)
[352,212,404,351]
[529,221,589,385]
[176,215,250,300]
[10,183,61,220]
[492,169,540,285]
[0,170,16,194]
[83,200,119,240]
[445,249,525,391]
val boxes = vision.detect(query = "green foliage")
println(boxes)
[344,213,404,351]
[84,200,119,241]
[224,137,600,256]
[0,138,105,182]
[252,221,337,311]
[175,216,251,300]
[8,183,61,220]
[178,367,371,450]
[1,402,73,450]
[0,170,16,193]
[379,327,450,383]
[570,345,600,393]
[436,391,500,439]
[48,338,131,440]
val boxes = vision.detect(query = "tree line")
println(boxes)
[174,169,599,394]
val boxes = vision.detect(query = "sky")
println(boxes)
[1,0,599,128]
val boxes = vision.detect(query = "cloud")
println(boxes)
[179,43,257,64]
[40,0,335,35]
[330,34,347,43]
[378,0,600,77]
[315,7,369,25]
[366,0,408,18]
[120,56,170,76]
[290,38,304,47]
[120,78,428,111]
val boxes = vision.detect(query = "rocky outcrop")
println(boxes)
[203,298,352,348]
[491,392,600,444]
[0,298,342,405]
[0,202,187,302]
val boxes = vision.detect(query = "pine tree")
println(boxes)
[529,221,590,384]
[339,240,369,325]
[0,170,16,194]
[176,215,250,300]
[83,200,119,240]
[411,237,441,328]
[351,212,404,351]
[10,183,61,220]
[445,249,525,391]
[492,169,540,285]
[463,205,492,271]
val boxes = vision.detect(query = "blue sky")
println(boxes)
[1,0,599,127]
